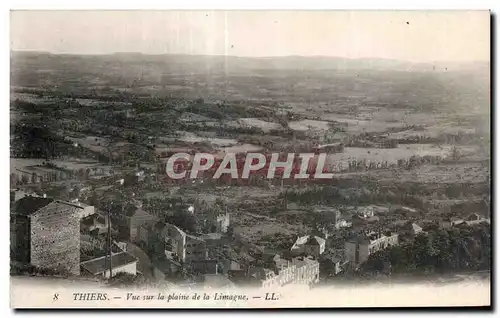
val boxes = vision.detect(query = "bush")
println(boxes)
[108,272,146,287]
[11,264,70,277]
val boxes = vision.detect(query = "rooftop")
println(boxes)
[13,196,54,216]
[201,233,223,241]
[412,223,423,233]
[347,231,397,244]
[80,252,138,275]
[467,213,483,221]
[13,196,92,217]
[292,235,326,249]
[292,256,318,269]
[124,204,148,218]
[186,233,205,242]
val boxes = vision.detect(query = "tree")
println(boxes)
[451,146,461,161]
[362,224,491,275]
[21,174,29,184]
[108,272,146,287]
[167,209,197,233]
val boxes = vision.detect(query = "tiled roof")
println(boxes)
[412,223,423,232]
[293,235,325,247]
[13,196,54,216]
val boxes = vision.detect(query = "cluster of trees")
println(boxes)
[12,88,136,103]
[165,209,198,233]
[184,100,275,121]
[142,197,184,217]
[344,159,392,172]
[143,196,227,234]
[437,133,482,146]
[11,99,72,116]
[283,184,427,210]
[346,138,399,149]
[257,232,297,251]
[283,177,489,215]
[396,155,443,170]
[108,272,147,287]
[80,236,108,262]
[362,223,491,275]
[10,263,70,277]
[11,122,74,159]
[10,164,112,187]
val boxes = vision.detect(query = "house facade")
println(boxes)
[344,232,399,267]
[256,256,320,288]
[291,235,326,258]
[116,204,157,242]
[11,197,94,275]
[80,251,138,279]
[138,222,208,264]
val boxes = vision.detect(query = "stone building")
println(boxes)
[291,256,321,286]
[123,171,145,187]
[81,212,109,235]
[344,231,399,268]
[193,202,230,234]
[11,196,95,275]
[290,235,326,258]
[10,188,42,204]
[253,255,320,288]
[214,212,230,233]
[114,202,157,242]
[396,222,425,241]
[465,213,490,226]
[137,222,208,264]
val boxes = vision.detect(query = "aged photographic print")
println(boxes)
[9,10,491,308]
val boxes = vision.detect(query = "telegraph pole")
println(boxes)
[108,211,113,278]
[103,186,126,279]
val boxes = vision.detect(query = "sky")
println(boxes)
[10,10,490,62]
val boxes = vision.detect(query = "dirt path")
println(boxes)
[126,242,154,280]
[241,210,276,221]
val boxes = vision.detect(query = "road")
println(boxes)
[126,242,154,280]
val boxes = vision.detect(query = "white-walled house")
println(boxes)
[80,252,138,279]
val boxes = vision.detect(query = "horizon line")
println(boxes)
[10,50,490,64]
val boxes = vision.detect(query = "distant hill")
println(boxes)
[9,51,489,115]
[10,51,489,75]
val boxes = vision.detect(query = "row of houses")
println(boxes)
[343,212,489,269]
[344,231,400,268]
[10,176,235,284]
[439,213,490,228]
[249,255,320,288]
